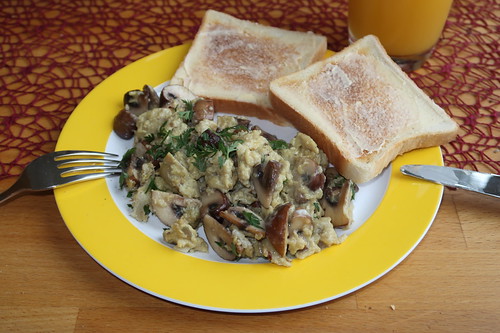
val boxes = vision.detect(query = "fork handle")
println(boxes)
[0,176,32,205]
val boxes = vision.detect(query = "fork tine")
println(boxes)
[53,150,120,159]
[56,171,120,187]
[60,165,122,176]
[56,158,121,168]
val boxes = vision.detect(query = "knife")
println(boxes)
[400,165,500,198]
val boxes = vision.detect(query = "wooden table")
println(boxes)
[1,189,498,332]
[1,0,499,332]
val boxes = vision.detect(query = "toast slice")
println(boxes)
[170,10,327,121]
[270,35,459,183]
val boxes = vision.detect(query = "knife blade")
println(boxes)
[400,165,500,198]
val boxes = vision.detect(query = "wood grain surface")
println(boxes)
[1,187,498,332]
[1,0,499,331]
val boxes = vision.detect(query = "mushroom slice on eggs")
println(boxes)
[192,99,215,123]
[203,214,237,261]
[251,160,282,209]
[219,207,266,240]
[265,203,294,257]
[150,190,201,228]
[301,158,326,191]
[113,84,160,139]
[289,209,313,233]
[320,167,356,228]
[200,190,230,218]
[159,84,197,107]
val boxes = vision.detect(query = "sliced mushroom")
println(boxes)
[251,125,278,142]
[236,118,251,129]
[159,84,197,107]
[142,84,160,110]
[323,167,347,192]
[287,209,314,256]
[265,203,293,257]
[301,158,326,191]
[123,87,157,116]
[197,129,221,148]
[320,167,355,228]
[192,99,215,122]
[321,180,354,228]
[200,190,230,218]
[219,207,265,240]
[113,107,137,139]
[113,85,159,139]
[290,209,313,232]
[150,190,201,228]
[203,214,237,261]
[252,160,282,209]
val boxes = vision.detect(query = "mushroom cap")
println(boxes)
[298,158,326,191]
[321,179,354,228]
[252,160,282,209]
[142,84,160,110]
[203,214,237,261]
[160,84,197,107]
[290,209,313,232]
[113,108,137,140]
[219,206,266,239]
[150,190,201,228]
[265,203,294,257]
[123,89,150,116]
[114,85,159,139]
[193,99,215,123]
[200,190,230,218]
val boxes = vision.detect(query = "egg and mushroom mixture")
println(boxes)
[117,84,356,267]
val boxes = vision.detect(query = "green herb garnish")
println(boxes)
[171,128,194,152]
[269,139,289,150]
[145,177,158,193]
[217,139,243,166]
[144,133,155,143]
[119,171,128,189]
[177,100,194,121]
[119,147,136,169]
[242,211,264,229]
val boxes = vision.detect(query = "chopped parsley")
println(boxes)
[242,211,264,230]
[119,147,136,169]
[140,118,247,172]
[118,148,136,189]
[144,133,155,143]
[269,139,289,150]
[145,177,158,193]
[119,171,128,189]
[177,100,195,121]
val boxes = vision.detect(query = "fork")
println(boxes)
[0,150,122,204]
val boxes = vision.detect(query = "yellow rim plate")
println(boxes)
[55,44,444,313]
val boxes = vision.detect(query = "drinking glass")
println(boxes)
[348,0,453,71]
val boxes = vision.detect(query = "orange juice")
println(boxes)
[348,0,453,57]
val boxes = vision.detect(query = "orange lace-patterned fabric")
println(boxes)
[0,0,498,186]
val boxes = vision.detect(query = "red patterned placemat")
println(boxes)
[0,0,498,187]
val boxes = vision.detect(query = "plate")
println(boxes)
[54,44,444,313]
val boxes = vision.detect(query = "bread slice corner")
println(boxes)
[170,10,327,119]
[270,35,459,183]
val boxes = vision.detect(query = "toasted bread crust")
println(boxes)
[212,98,291,126]
[270,35,459,183]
